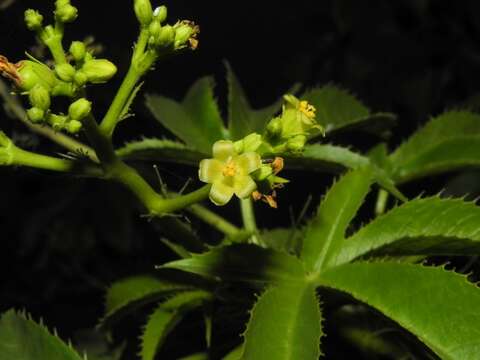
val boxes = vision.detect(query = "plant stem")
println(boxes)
[240,198,261,245]
[187,203,240,236]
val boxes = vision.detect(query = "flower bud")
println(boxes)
[55,1,78,23]
[174,20,199,50]
[153,6,167,23]
[69,41,86,62]
[29,84,51,111]
[55,63,76,82]
[286,135,307,152]
[81,59,117,83]
[266,117,282,136]
[134,0,153,26]
[27,107,45,123]
[73,71,88,86]
[156,25,175,47]
[16,59,57,91]
[67,120,82,134]
[47,113,68,131]
[68,98,92,121]
[24,9,43,31]
[149,20,161,38]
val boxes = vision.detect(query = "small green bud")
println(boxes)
[81,59,117,83]
[27,107,45,123]
[24,9,43,31]
[47,113,68,131]
[68,98,92,121]
[156,25,175,47]
[286,135,307,152]
[266,117,282,136]
[73,71,88,86]
[67,120,82,134]
[55,63,76,82]
[29,84,51,111]
[149,20,161,38]
[69,41,86,62]
[16,60,57,91]
[153,6,167,23]
[55,1,78,23]
[134,0,153,26]
[173,20,199,50]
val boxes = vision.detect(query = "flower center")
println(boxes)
[299,100,316,119]
[222,159,237,177]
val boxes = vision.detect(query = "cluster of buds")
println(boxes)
[134,0,200,51]
[265,94,324,153]
[0,1,117,134]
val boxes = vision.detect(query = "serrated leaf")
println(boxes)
[336,197,480,265]
[101,276,191,327]
[226,63,300,140]
[116,138,206,165]
[0,310,83,360]
[317,262,480,359]
[301,168,373,273]
[161,244,305,284]
[145,77,225,153]
[241,281,323,360]
[390,111,480,182]
[140,291,212,360]
[301,85,396,135]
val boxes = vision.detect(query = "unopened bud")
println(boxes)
[266,117,282,136]
[69,41,86,62]
[55,63,76,82]
[156,25,175,47]
[286,135,307,152]
[55,2,78,23]
[27,107,45,123]
[73,71,88,86]
[153,6,167,23]
[134,0,153,26]
[81,59,117,83]
[48,114,68,131]
[68,98,92,121]
[149,20,161,38]
[16,60,57,91]
[29,84,51,110]
[67,119,82,134]
[24,9,43,31]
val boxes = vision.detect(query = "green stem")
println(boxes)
[152,185,211,215]
[187,203,240,236]
[240,198,260,245]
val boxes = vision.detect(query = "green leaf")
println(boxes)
[301,169,373,272]
[317,262,480,359]
[0,310,83,360]
[178,353,208,360]
[301,85,396,135]
[101,276,191,326]
[145,76,225,153]
[116,138,206,165]
[223,345,243,360]
[390,111,480,182]
[241,281,323,360]
[161,244,305,284]
[226,63,300,140]
[336,196,480,265]
[140,290,212,360]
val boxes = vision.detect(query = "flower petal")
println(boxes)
[198,159,224,183]
[210,181,235,206]
[235,152,261,175]
[213,140,235,161]
[233,175,257,199]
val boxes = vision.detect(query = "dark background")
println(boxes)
[2,0,480,358]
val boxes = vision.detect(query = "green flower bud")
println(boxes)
[47,113,68,131]
[27,107,45,123]
[55,1,78,23]
[16,59,57,91]
[266,117,282,136]
[149,20,161,38]
[67,119,82,134]
[73,71,88,86]
[134,0,153,26]
[55,63,76,82]
[156,25,175,47]
[29,84,51,111]
[69,41,86,62]
[286,135,307,152]
[81,59,117,83]
[173,20,200,50]
[24,9,43,31]
[153,6,167,23]
[68,98,92,120]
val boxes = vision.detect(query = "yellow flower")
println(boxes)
[199,140,261,206]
